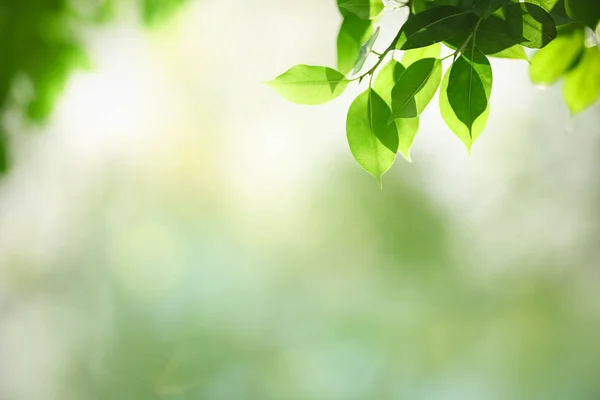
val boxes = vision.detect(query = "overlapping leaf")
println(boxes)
[390,58,442,119]
[530,23,584,84]
[351,26,381,75]
[506,2,557,48]
[337,14,374,74]
[337,0,384,20]
[563,47,600,115]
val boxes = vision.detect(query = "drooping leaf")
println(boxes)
[564,0,600,29]
[402,43,441,67]
[506,2,557,48]
[390,58,442,119]
[337,14,374,74]
[351,26,381,75]
[396,6,476,50]
[447,49,492,134]
[373,60,420,161]
[267,65,349,105]
[346,89,398,183]
[530,23,584,84]
[563,46,600,115]
[440,65,490,152]
[337,0,385,20]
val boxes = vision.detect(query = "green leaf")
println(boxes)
[528,0,573,25]
[530,23,584,84]
[373,60,420,161]
[346,89,399,183]
[440,65,490,152]
[474,15,520,54]
[351,26,381,75]
[337,14,374,74]
[390,57,442,119]
[267,65,349,105]
[396,6,476,50]
[447,49,492,134]
[337,0,385,20]
[565,0,600,29]
[489,44,529,60]
[402,43,441,67]
[472,0,510,18]
[563,46,600,115]
[506,2,557,48]
[0,131,8,175]
[373,59,406,106]
[396,117,420,161]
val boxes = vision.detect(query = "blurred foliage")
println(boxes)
[0,0,188,174]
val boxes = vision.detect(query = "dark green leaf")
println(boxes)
[337,14,374,74]
[396,6,477,50]
[447,49,492,134]
[528,0,573,25]
[474,15,520,54]
[390,58,442,119]
[440,65,490,151]
[0,131,8,175]
[565,0,600,29]
[506,2,557,48]
[337,0,385,20]
[351,26,381,75]
[530,23,584,84]
[346,89,398,183]
[472,0,510,17]
[563,47,600,115]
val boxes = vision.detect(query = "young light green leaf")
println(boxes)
[447,49,492,134]
[372,60,420,161]
[563,46,600,115]
[506,2,557,48]
[351,26,381,75]
[337,0,384,20]
[337,14,374,74]
[396,6,476,50]
[267,65,349,105]
[396,117,420,161]
[440,65,490,152]
[390,57,442,119]
[347,89,398,183]
[530,23,584,84]
[402,43,441,67]
[565,0,600,29]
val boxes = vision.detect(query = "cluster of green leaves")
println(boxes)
[268,0,600,183]
[0,0,189,175]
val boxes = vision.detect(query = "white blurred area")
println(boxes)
[1,1,600,399]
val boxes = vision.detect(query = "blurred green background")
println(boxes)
[0,1,600,399]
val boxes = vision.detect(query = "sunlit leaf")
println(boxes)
[346,89,398,183]
[528,0,573,25]
[402,43,441,67]
[337,14,374,74]
[447,49,492,134]
[267,65,349,105]
[351,26,381,75]
[390,58,442,119]
[489,44,529,61]
[506,2,557,48]
[337,0,385,20]
[530,23,584,84]
[396,117,420,161]
[472,0,510,18]
[396,6,476,50]
[563,46,600,115]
